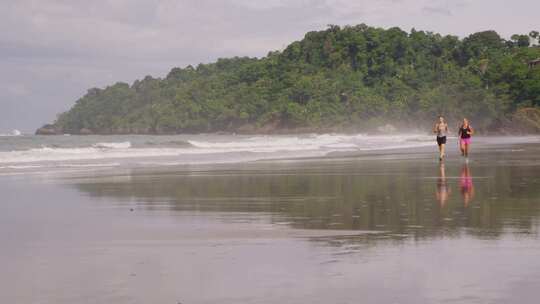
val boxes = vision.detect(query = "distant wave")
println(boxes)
[0,129,22,137]
[92,141,132,149]
[188,134,352,151]
[188,134,433,152]
[141,140,193,147]
[0,165,43,169]
[0,145,181,164]
[0,133,434,166]
[58,163,121,168]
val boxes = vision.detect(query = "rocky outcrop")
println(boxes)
[79,128,93,135]
[377,124,397,134]
[35,124,59,135]
[509,107,540,133]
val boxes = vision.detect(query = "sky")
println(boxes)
[1,0,539,133]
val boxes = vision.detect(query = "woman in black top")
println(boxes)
[458,118,474,157]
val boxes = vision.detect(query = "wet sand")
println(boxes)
[1,140,540,303]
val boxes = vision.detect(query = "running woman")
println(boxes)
[433,116,448,161]
[458,118,474,158]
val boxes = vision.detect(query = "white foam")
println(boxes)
[93,141,131,149]
[58,163,121,168]
[0,133,435,165]
[187,134,430,152]
[188,136,320,149]
[0,165,43,169]
[0,146,177,163]
[0,129,22,137]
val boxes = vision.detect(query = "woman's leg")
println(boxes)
[460,140,465,156]
[464,143,469,157]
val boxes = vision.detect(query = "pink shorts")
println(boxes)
[460,138,471,145]
[460,176,473,189]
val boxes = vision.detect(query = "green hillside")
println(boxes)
[43,24,540,134]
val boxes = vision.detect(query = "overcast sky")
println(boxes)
[1,0,538,132]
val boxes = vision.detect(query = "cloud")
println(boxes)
[2,83,30,97]
[421,0,472,17]
[0,0,538,131]
[423,6,452,16]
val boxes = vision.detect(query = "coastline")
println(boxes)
[33,125,540,136]
[36,108,540,136]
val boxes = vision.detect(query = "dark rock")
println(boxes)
[508,108,540,133]
[35,124,58,135]
[377,124,397,134]
[236,123,256,134]
[79,128,93,135]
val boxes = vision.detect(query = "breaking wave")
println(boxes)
[0,134,434,167]
[0,129,22,137]
[92,141,132,149]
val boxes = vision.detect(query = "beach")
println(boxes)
[1,134,540,303]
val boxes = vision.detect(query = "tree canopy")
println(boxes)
[50,24,540,134]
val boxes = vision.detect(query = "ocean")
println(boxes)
[0,133,443,174]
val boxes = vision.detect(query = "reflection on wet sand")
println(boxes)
[70,151,540,240]
[460,163,474,207]
[436,163,450,207]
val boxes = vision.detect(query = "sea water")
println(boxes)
[0,133,442,173]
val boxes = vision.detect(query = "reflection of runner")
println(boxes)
[460,163,474,207]
[436,163,450,207]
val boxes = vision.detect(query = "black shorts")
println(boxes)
[437,136,447,145]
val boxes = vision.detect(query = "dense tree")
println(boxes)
[50,24,540,134]
[511,34,531,47]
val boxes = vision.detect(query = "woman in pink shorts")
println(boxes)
[458,118,474,157]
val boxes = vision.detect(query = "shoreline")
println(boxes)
[2,135,538,179]
[33,129,540,136]
[35,121,540,136]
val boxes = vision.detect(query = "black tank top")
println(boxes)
[460,126,471,139]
